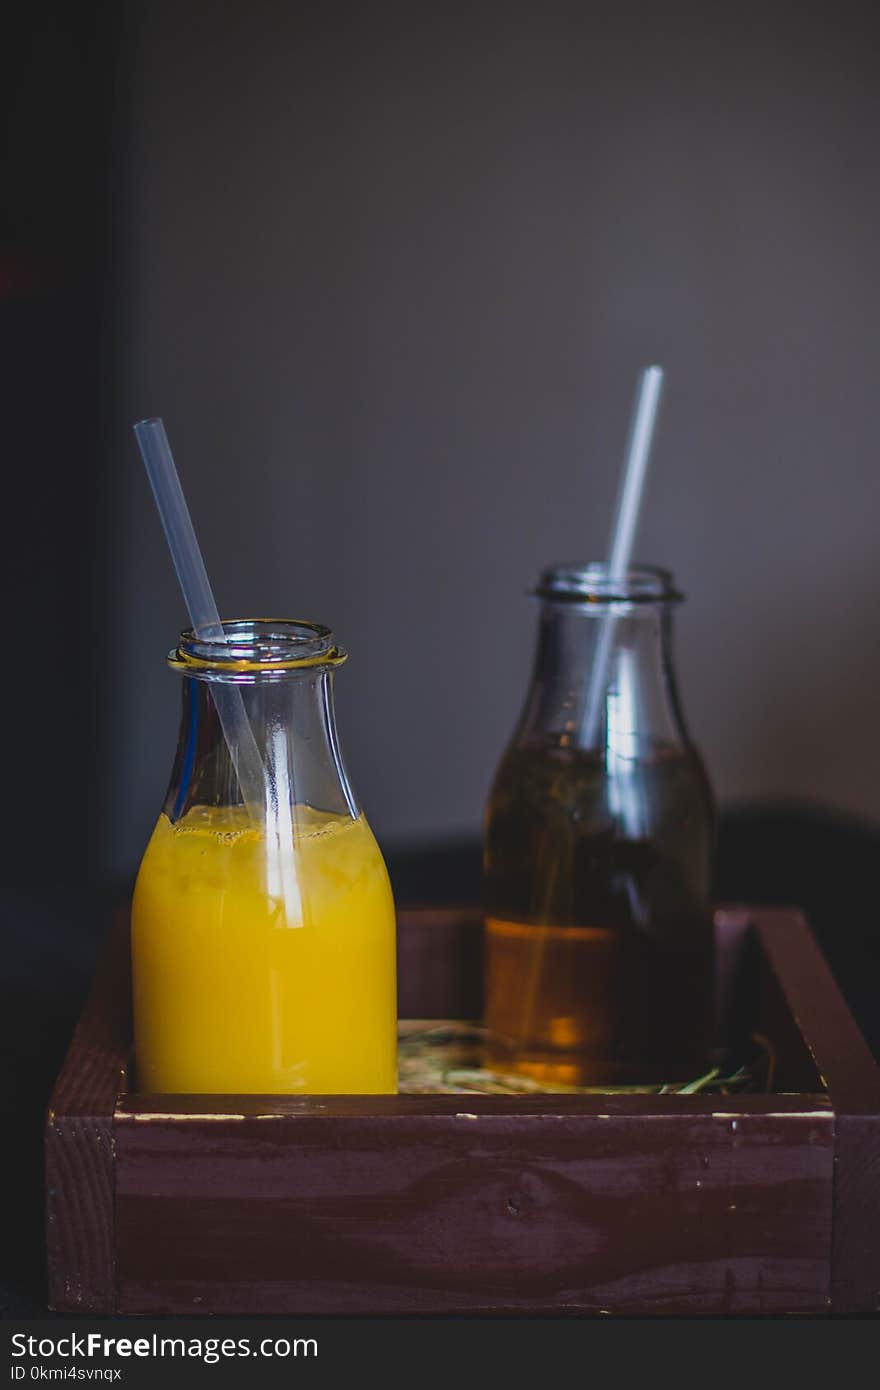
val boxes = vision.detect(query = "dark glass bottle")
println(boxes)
[483,565,714,1085]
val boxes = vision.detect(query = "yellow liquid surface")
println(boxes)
[131,806,398,1094]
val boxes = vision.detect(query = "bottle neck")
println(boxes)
[516,599,690,756]
[165,667,358,825]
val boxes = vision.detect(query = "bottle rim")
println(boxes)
[167,618,347,681]
[533,563,683,604]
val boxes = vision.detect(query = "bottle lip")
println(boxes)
[168,618,347,681]
[533,563,683,604]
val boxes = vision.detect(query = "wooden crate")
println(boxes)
[46,908,880,1316]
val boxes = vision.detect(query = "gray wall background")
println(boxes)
[101,0,880,882]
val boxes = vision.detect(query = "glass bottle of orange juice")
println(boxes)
[131,619,397,1094]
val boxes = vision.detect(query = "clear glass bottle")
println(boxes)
[483,565,714,1085]
[131,619,397,1095]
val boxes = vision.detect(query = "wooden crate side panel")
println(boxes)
[756,945,825,1093]
[48,912,131,1117]
[754,910,880,1114]
[831,1114,880,1314]
[115,1111,833,1316]
[712,909,756,1054]
[45,1116,115,1313]
[115,1091,830,1120]
[753,910,880,1312]
[397,908,483,1019]
[45,916,129,1313]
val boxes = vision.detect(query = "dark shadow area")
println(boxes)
[2,0,120,1321]
[1,2,119,893]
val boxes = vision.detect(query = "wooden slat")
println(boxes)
[45,914,130,1313]
[753,909,880,1314]
[117,1090,828,1120]
[396,906,483,1018]
[114,1105,833,1315]
[45,1116,116,1313]
[754,909,880,1114]
[832,1114,880,1313]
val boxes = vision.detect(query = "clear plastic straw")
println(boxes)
[581,366,665,746]
[134,417,267,821]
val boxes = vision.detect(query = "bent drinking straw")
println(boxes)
[133,417,267,823]
[581,365,665,747]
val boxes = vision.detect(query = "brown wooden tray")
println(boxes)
[46,907,880,1316]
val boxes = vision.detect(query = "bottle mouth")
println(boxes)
[533,563,682,604]
[168,618,347,681]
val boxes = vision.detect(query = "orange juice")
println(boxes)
[131,804,397,1093]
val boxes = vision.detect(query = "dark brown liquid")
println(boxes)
[483,743,714,1084]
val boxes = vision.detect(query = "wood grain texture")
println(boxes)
[754,909,880,1313]
[45,1116,116,1313]
[397,907,484,1019]
[831,1114,880,1313]
[114,1104,833,1315]
[45,913,130,1313]
[116,1090,827,1120]
[46,905,880,1316]
[754,909,880,1114]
